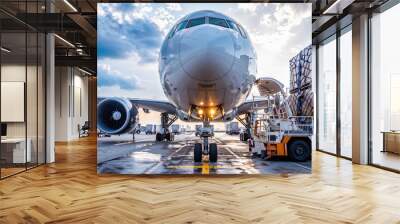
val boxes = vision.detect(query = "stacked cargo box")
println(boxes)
[288,46,314,116]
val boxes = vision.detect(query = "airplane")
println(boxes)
[98,10,269,163]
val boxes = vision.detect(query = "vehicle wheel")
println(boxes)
[260,150,267,159]
[165,133,171,141]
[194,143,202,162]
[209,143,218,163]
[156,133,162,141]
[288,139,311,162]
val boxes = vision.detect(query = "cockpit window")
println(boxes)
[227,20,247,38]
[237,24,248,39]
[167,24,177,39]
[168,20,188,39]
[175,20,188,32]
[209,17,229,28]
[186,17,206,28]
[227,20,239,32]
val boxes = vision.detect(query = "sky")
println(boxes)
[97,3,311,127]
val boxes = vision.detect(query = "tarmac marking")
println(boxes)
[114,142,134,146]
[166,164,228,169]
[201,163,209,174]
[144,144,188,174]
[166,144,189,159]
[214,137,242,159]
[223,146,241,159]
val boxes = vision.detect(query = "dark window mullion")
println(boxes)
[24,0,28,171]
[336,30,341,157]
[316,45,319,150]
[36,0,39,167]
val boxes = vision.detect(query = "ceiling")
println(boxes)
[0,0,393,75]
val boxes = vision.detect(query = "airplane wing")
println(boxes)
[128,98,177,114]
[97,97,177,114]
[236,99,271,115]
[236,77,287,115]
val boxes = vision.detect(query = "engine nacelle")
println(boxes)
[222,108,237,122]
[177,110,190,121]
[97,97,138,135]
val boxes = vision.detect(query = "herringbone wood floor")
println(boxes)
[1,136,400,224]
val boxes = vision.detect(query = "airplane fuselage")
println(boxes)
[159,10,257,121]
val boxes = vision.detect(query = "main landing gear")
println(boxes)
[156,131,174,141]
[155,112,177,142]
[193,123,218,163]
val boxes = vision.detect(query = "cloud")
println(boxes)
[97,3,311,98]
[237,3,258,13]
[97,63,139,90]
[98,4,164,63]
[166,3,182,12]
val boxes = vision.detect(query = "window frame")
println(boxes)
[186,17,206,29]
[227,20,240,33]
[208,17,229,28]
[237,23,248,38]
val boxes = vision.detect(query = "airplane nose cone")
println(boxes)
[179,25,235,81]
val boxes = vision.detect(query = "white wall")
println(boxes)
[1,63,46,164]
[55,67,89,141]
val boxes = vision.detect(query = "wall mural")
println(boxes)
[97,3,313,175]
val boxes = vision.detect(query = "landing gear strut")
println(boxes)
[193,121,218,163]
[237,113,253,142]
[155,112,177,142]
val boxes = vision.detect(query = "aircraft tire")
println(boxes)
[209,143,218,163]
[194,143,202,162]
[156,133,162,141]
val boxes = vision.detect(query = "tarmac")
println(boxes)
[97,132,311,175]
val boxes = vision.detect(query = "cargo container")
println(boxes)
[225,122,240,135]
[171,124,181,134]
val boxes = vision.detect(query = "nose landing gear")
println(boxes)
[193,124,218,163]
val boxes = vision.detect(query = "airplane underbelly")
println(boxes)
[162,64,251,115]
[183,73,244,112]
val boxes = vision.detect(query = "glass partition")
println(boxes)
[38,32,45,165]
[1,30,28,177]
[27,30,38,169]
[371,3,400,171]
[317,36,337,154]
[0,1,46,179]
[339,28,352,158]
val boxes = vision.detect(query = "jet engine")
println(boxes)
[222,109,237,122]
[97,97,138,135]
[177,110,190,121]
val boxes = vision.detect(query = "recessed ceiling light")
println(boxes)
[78,67,93,76]
[54,34,75,48]
[323,0,355,15]
[63,0,78,12]
[1,47,11,53]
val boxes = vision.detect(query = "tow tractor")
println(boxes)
[249,77,313,162]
